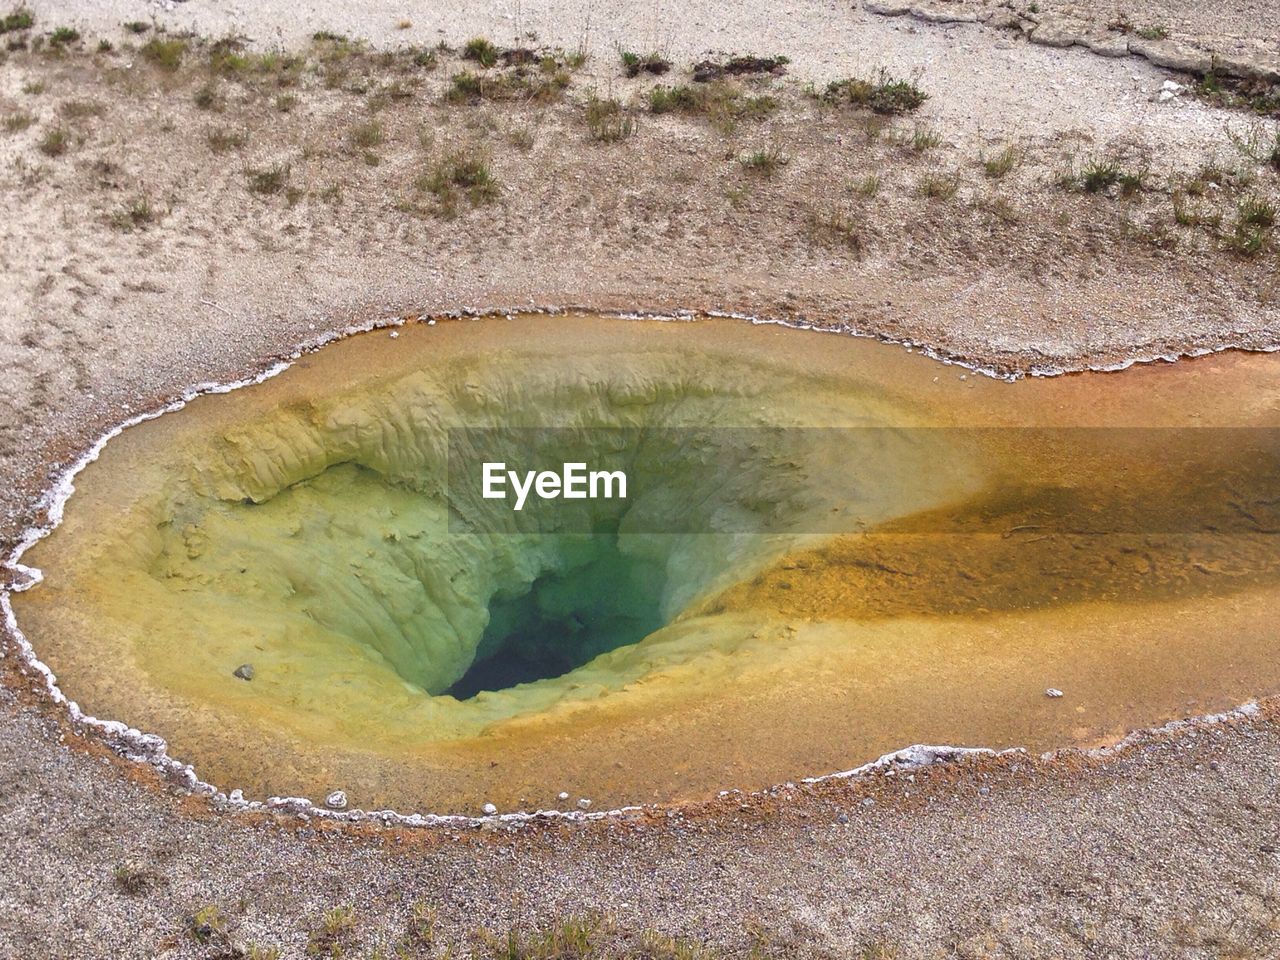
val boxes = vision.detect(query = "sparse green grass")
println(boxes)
[648,84,704,114]
[649,82,777,131]
[349,119,384,149]
[982,143,1020,179]
[585,95,635,142]
[1078,158,1118,193]
[21,80,45,94]
[139,36,186,71]
[122,20,150,34]
[739,147,788,176]
[445,67,569,104]
[307,905,357,957]
[275,93,298,113]
[1238,195,1277,228]
[1074,158,1146,195]
[58,98,105,119]
[2,110,34,132]
[1226,196,1277,257]
[207,126,249,151]
[507,123,535,150]
[193,82,223,110]
[1,7,34,34]
[189,905,228,945]
[808,206,865,254]
[823,69,928,115]
[472,914,726,960]
[852,173,881,196]
[110,195,155,231]
[918,170,960,199]
[903,125,942,152]
[112,861,157,894]
[1135,24,1169,40]
[409,46,438,70]
[49,25,79,46]
[416,150,500,215]
[245,161,289,194]
[463,36,499,67]
[36,126,66,156]
[620,49,670,77]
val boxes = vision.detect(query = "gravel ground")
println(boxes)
[2,1,1280,956]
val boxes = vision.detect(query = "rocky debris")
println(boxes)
[1028,20,1078,49]
[577,798,592,810]
[481,802,498,815]
[557,791,570,801]
[1046,688,1064,699]
[324,790,348,810]
[691,55,788,82]
[861,0,1280,86]
[1081,35,1130,58]
[1158,80,1187,103]
[1127,36,1213,75]
[232,663,254,681]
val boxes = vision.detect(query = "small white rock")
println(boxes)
[481,802,497,816]
[389,330,399,339]
[577,798,592,810]
[557,791,570,801]
[324,790,348,810]
[1046,688,1064,699]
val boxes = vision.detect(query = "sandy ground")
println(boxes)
[1,0,1280,956]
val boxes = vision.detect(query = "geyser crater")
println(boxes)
[7,312,1280,815]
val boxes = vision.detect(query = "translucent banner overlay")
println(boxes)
[445,427,1280,536]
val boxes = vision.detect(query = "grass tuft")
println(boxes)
[139,36,186,70]
[918,170,960,199]
[2,109,34,132]
[620,49,670,77]
[416,150,500,215]
[1,7,34,34]
[207,126,249,152]
[36,126,66,156]
[463,36,499,68]
[982,143,1020,179]
[306,905,357,957]
[739,147,788,176]
[112,861,158,894]
[245,161,289,194]
[823,69,928,115]
[585,95,635,142]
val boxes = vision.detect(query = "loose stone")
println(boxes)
[232,663,255,681]
[324,790,348,810]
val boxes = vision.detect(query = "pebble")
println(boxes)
[1046,688,1064,698]
[577,798,592,810]
[481,802,497,816]
[558,791,570,801]
[861,797,876,808]
[232,663,255,681]
[389,330,399,339]
[324,790,347,810]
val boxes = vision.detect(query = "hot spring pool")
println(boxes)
[9,314,1280,813]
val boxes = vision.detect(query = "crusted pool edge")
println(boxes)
[0,304,1274,830]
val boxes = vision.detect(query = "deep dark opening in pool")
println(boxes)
[446,535,668,699]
